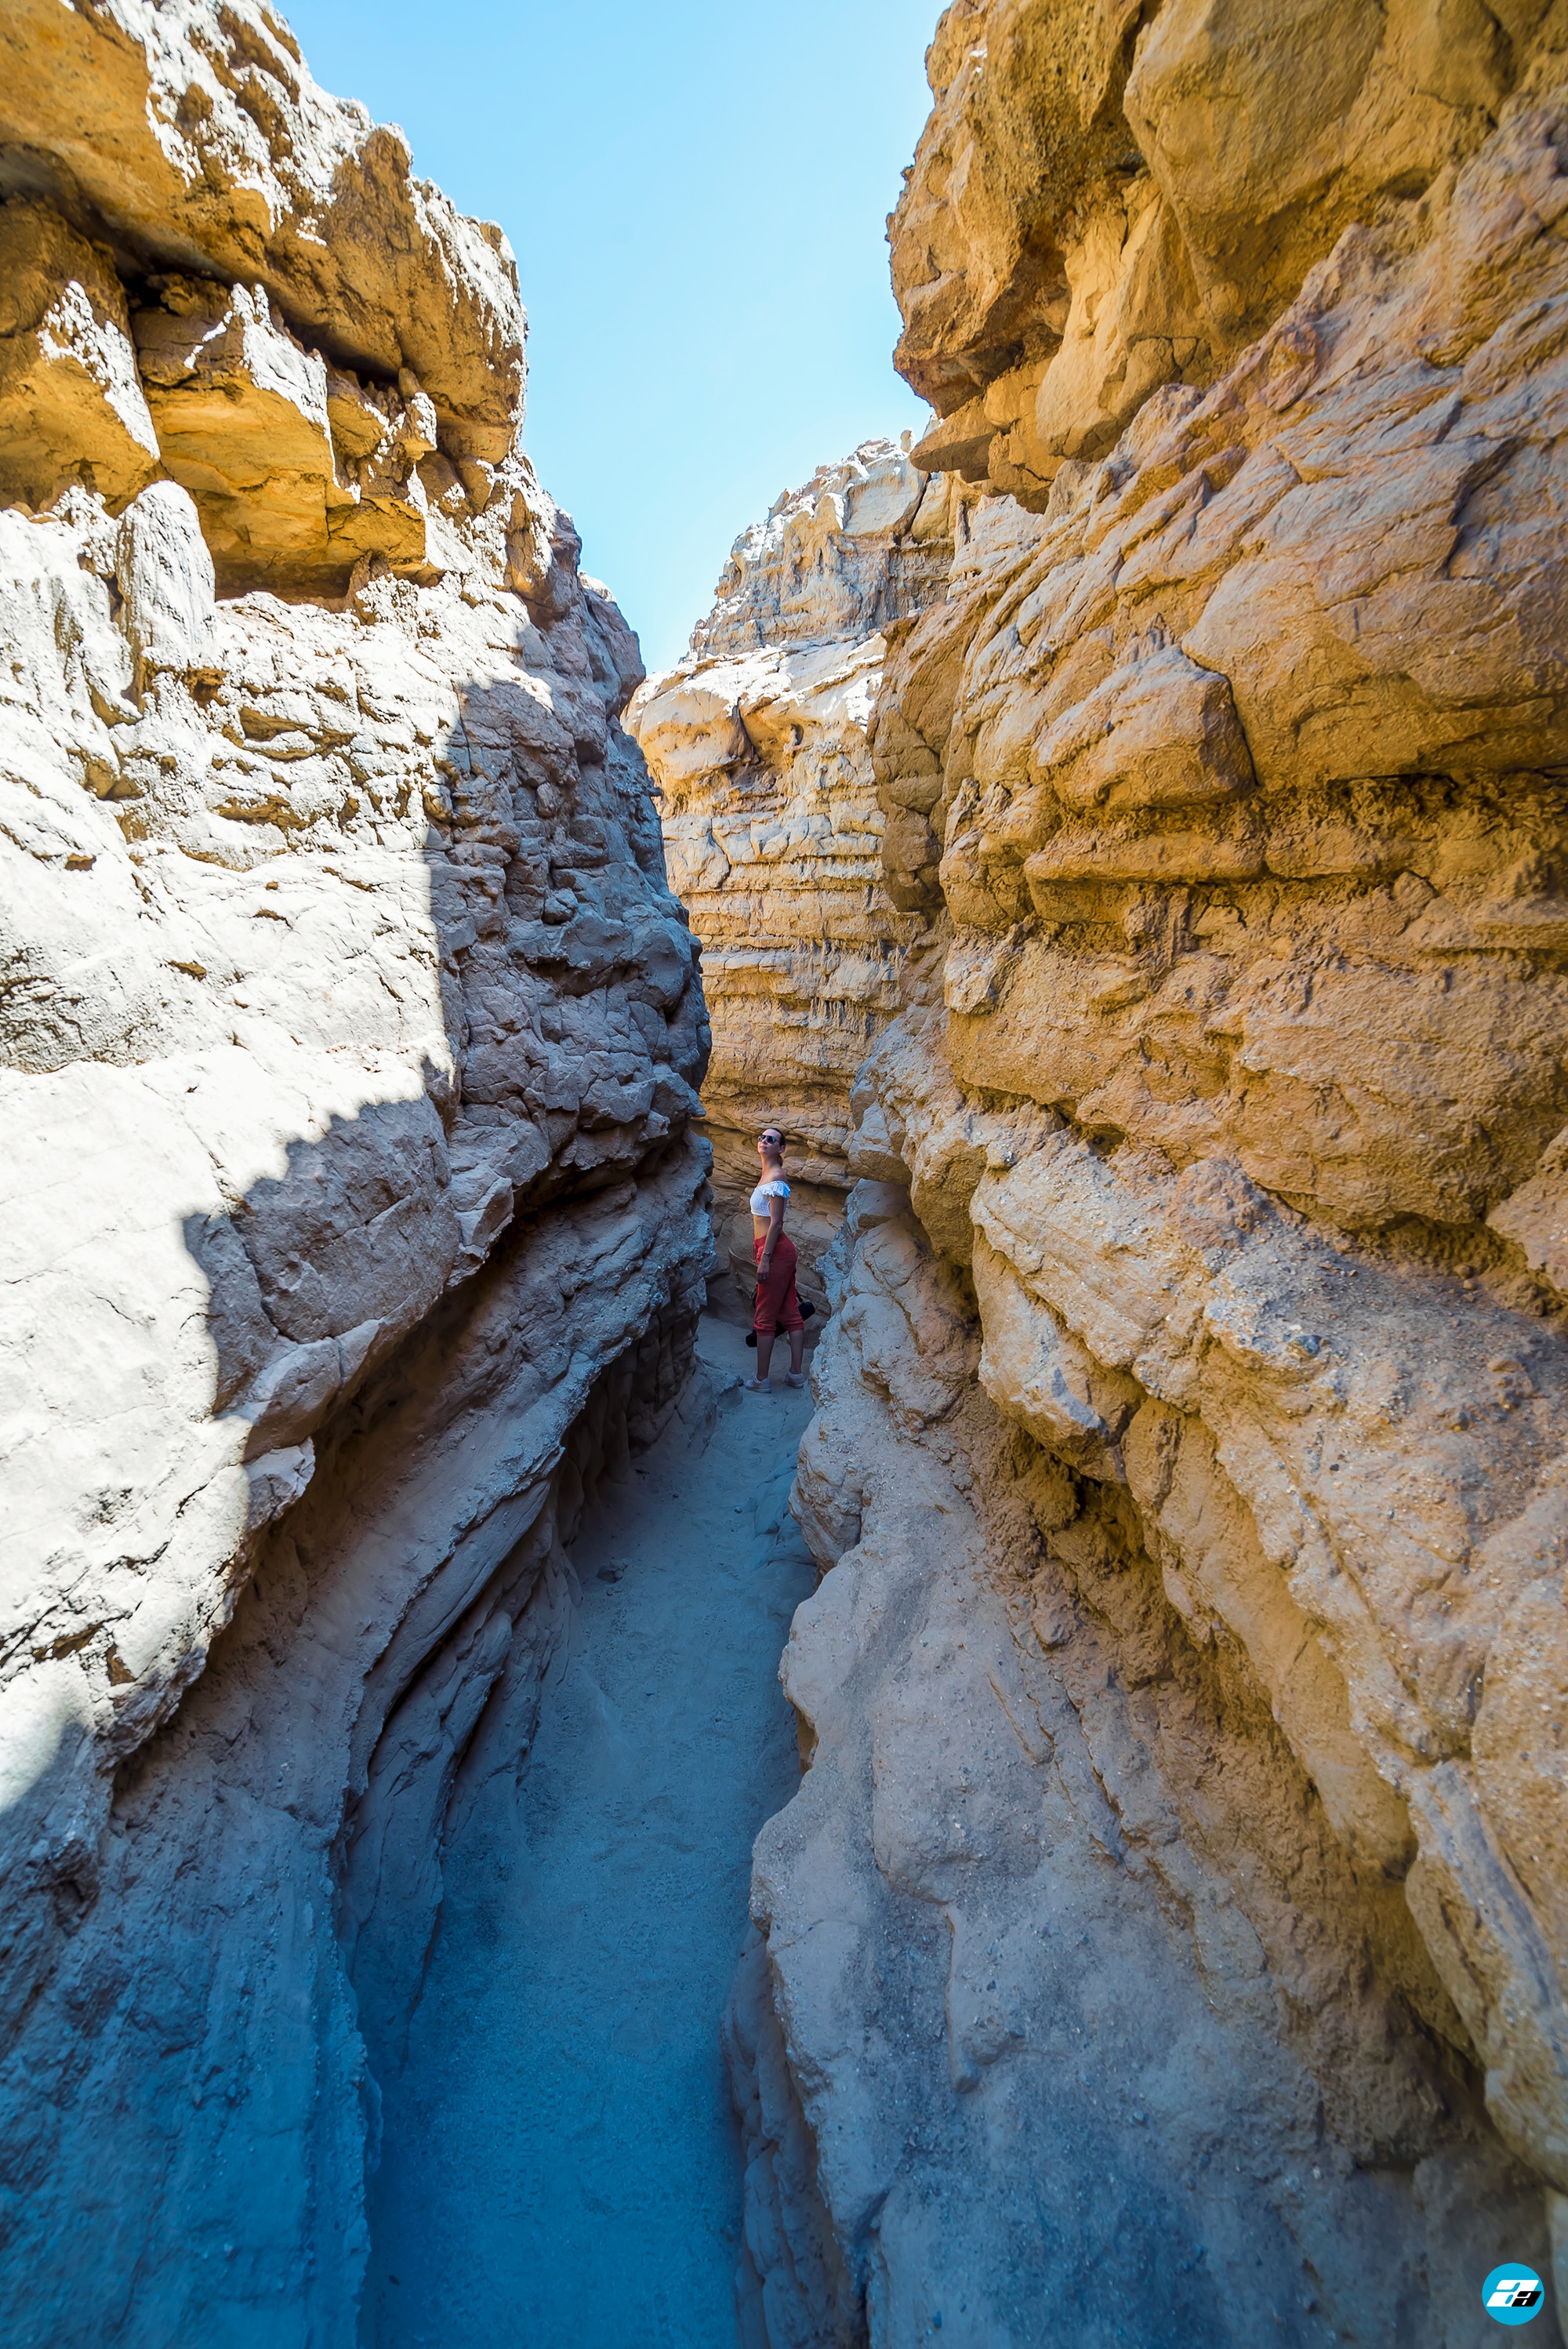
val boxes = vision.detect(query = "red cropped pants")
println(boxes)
[753,1232,804,1336]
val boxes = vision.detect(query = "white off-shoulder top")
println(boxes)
[750,1178,790,1215]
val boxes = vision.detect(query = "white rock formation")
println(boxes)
[0,5,711,2336]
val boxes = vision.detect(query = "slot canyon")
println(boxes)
[3,1,1568,2343]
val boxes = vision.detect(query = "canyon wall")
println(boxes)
[0,5,710,2338]
[628,445,951,1299]
[731,2,1568,2342]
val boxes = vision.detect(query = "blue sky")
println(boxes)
[284,0,939,672]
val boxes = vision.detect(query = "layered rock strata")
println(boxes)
[893,0,1567,509]
[0,5,710,2336]
[629,443,952,1299]
[0,0,521,597]
[731,3,1568,2340]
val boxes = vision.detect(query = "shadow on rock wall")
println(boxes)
[0,593,715,2345]
[0,4,718,2334]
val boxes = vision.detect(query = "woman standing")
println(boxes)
[744,1126,806,1394]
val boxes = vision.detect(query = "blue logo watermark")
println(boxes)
[1484,2264,1546,2325]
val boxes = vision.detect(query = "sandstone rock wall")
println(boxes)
[894,0,1568,507]
[0,0,526,597]
[629,443,951,1300]
[733,3,1568,2340]
[0,5,711,2335]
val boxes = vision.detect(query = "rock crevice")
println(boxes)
[629,441,956,1301]
[6,0,1568,2340]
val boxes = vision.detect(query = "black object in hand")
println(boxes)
[746,1300,816,1346]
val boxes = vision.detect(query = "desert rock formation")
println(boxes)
[9,0,1568,2340]
[0,5,710,2336]
[629,445,953,1299]
[728,2,1568,2342]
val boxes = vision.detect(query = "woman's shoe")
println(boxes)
[742,1376,771,1393]
[782,1371,806,1388]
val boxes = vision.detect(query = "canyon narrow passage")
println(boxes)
[362,1300,817,2348]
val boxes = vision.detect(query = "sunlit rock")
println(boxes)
[630,441,953,1297]
[0,197,160,510]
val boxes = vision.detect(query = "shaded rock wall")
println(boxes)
[728,2,1568,2340]
[0,4,711,2336]
[629,442,952,1299]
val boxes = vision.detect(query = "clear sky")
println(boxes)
[283,0,940,673]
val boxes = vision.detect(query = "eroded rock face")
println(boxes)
[0,0,524,596]
[732,5,1568,2340]
[0,0,520,460]
[894,0,1568,507]
[629,443,952,1297]
[0,197,161,510]
[0,5,710,2336]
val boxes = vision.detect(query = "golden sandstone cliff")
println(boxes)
[717,2,1568,2343]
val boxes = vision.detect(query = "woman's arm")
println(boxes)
[760,1192,785,1273]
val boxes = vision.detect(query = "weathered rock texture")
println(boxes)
[629,443,952,1300]
[0,0,522,595]
[0,5,710,2339]
[730,2,1568,2340]
[892,0,1568,510]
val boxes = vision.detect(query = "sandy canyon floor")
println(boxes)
[361,1295,818,2346]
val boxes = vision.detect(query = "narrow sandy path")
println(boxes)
[364,1302,818,2347]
